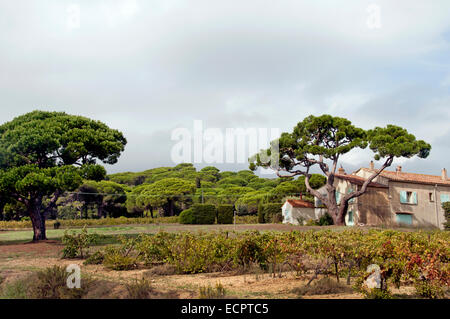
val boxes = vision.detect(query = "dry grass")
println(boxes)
[292,277,354,297]
[143,264,178,277]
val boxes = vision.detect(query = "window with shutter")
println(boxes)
[400,191,407,203]
[347,211,354,226]
[400,191,418,204]
[396,213,412,225]
[412,192,418,204]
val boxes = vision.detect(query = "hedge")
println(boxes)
[179,204,216,225]
[179,208,196,224]
[257,203,265,224]
[194,204,217,224]
[262,203,282,223]
[217,205,234,224]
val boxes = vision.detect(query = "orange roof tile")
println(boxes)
[286,199,315,208]
[335,174,388,188]
[365,168,450,187]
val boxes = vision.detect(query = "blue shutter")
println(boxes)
[400,191,407,203]
[347,211,354,226]
[335,191,341,204]
[441,194,450,203]
[284,207,290,222]
[396,213,412,225]
[412,192,418,204]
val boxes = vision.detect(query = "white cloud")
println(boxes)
[0,0,450,174]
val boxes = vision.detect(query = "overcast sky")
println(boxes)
[1,1,449,176]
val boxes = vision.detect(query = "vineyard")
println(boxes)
[0,215,259,230]
[66,228,450,299]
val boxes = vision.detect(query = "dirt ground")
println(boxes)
[0,240,421,299]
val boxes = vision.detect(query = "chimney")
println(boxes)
[396,166,402,173]
[338,166,346,175]
[442,168,448,181]
[369,161,374,170]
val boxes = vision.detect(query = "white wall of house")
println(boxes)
[282,202,315,225]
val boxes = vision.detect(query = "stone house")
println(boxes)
[315,162,450,229]
[282,198,315,225]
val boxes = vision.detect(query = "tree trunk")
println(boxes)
[168,200,174,216]
[324,188,341,225]
[29,197,47,241]
[97,202,104,219]
[84,204,88,219]
[0,202,5,221]
[336,201,348,225]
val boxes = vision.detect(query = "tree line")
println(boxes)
[0,111,430,241]
[1,162,326,221]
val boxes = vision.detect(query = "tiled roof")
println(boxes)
[363,168,450,187]
[334,174,388,188]
[286,199,315,208]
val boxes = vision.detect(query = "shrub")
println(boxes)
[103,245,138,271]
[353,275,392,299]
[257,203,265,224]
[167,233,216,273]
[103,236,139,270]
[179,208,195,224]
[180,204,216,224]
[27,266,91,299]
[0,277,29,299]
[234,233,267,268]
[305,219,318,226]
[262,203,282,223]
[135,232,175,266]
[236,215,258,224]
[443,202,450,230]
[217,205,234,224]
[318,213,334,226]
[235,205,246,216]
[292,277,353,296]
[361,288,393,299]
[414,279,445,299]
[199,282,226,299]
[61,226,99,259]
[83,251,104,265]
[103,248,137,271]
[126,278,154,299]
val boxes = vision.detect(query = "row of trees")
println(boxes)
[0,111,431,240]
[2,163,326,221]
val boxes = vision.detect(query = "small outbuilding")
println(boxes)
[282,198,315,225]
